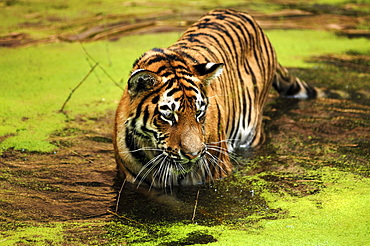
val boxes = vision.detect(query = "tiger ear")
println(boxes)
[194,63,224,85]
[127,69,159,97]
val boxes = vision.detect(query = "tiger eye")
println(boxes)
[161,112,175,122]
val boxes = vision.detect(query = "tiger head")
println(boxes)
[115,48,231,188]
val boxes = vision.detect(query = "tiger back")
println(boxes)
[114,9,318,189]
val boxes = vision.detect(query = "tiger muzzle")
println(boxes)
[179,128,205,162]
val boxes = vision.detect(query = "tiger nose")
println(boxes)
[180,149,202,160]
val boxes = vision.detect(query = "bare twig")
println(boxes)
[59,63,99,113]
[52,140,94,163]
[115,178,127,213]
[107,210,147,227]
[70,149,94,163]
[191,190,200,222]
[79,42,124,90]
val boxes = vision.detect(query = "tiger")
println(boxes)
[113,9,319,190]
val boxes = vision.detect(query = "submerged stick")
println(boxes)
[59,63,98,114]
[107,210,147,227]
[79,42,124,90]
[115,178,127,213]
[192,190,200,222]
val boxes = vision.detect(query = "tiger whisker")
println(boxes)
[151,156,171,190]
[135,153,166,188]
[207,139,239,145]
[199,156,214,182]
[161,160,171,189]
[205,151,224,164]
[206,145,230,154]
[167,159,177,192]
[173,161,188,177]
[207,145,238,164]
[135,153,163,178]
[207,139,239,152]
[122,147,162,153]
[207,147,232,158]
[205,151,228,175]
[148,159,164,190]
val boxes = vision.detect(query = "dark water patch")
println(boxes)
[114,174,272,226]
[264,97,369,174]
[86,136,113,143]
[263,62,369,177]
[310,54,370,75]
[51,139,74,148]
[290,65,369,105]
[50,127,90,137]
[159,230,217,245]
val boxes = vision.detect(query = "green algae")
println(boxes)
[0,223,64,245]
[0,221,108,245]
[252,169,370,246]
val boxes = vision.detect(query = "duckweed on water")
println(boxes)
[1,165,368,245]
[102,167,369,246]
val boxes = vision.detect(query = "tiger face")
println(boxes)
[114,49,231,188]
